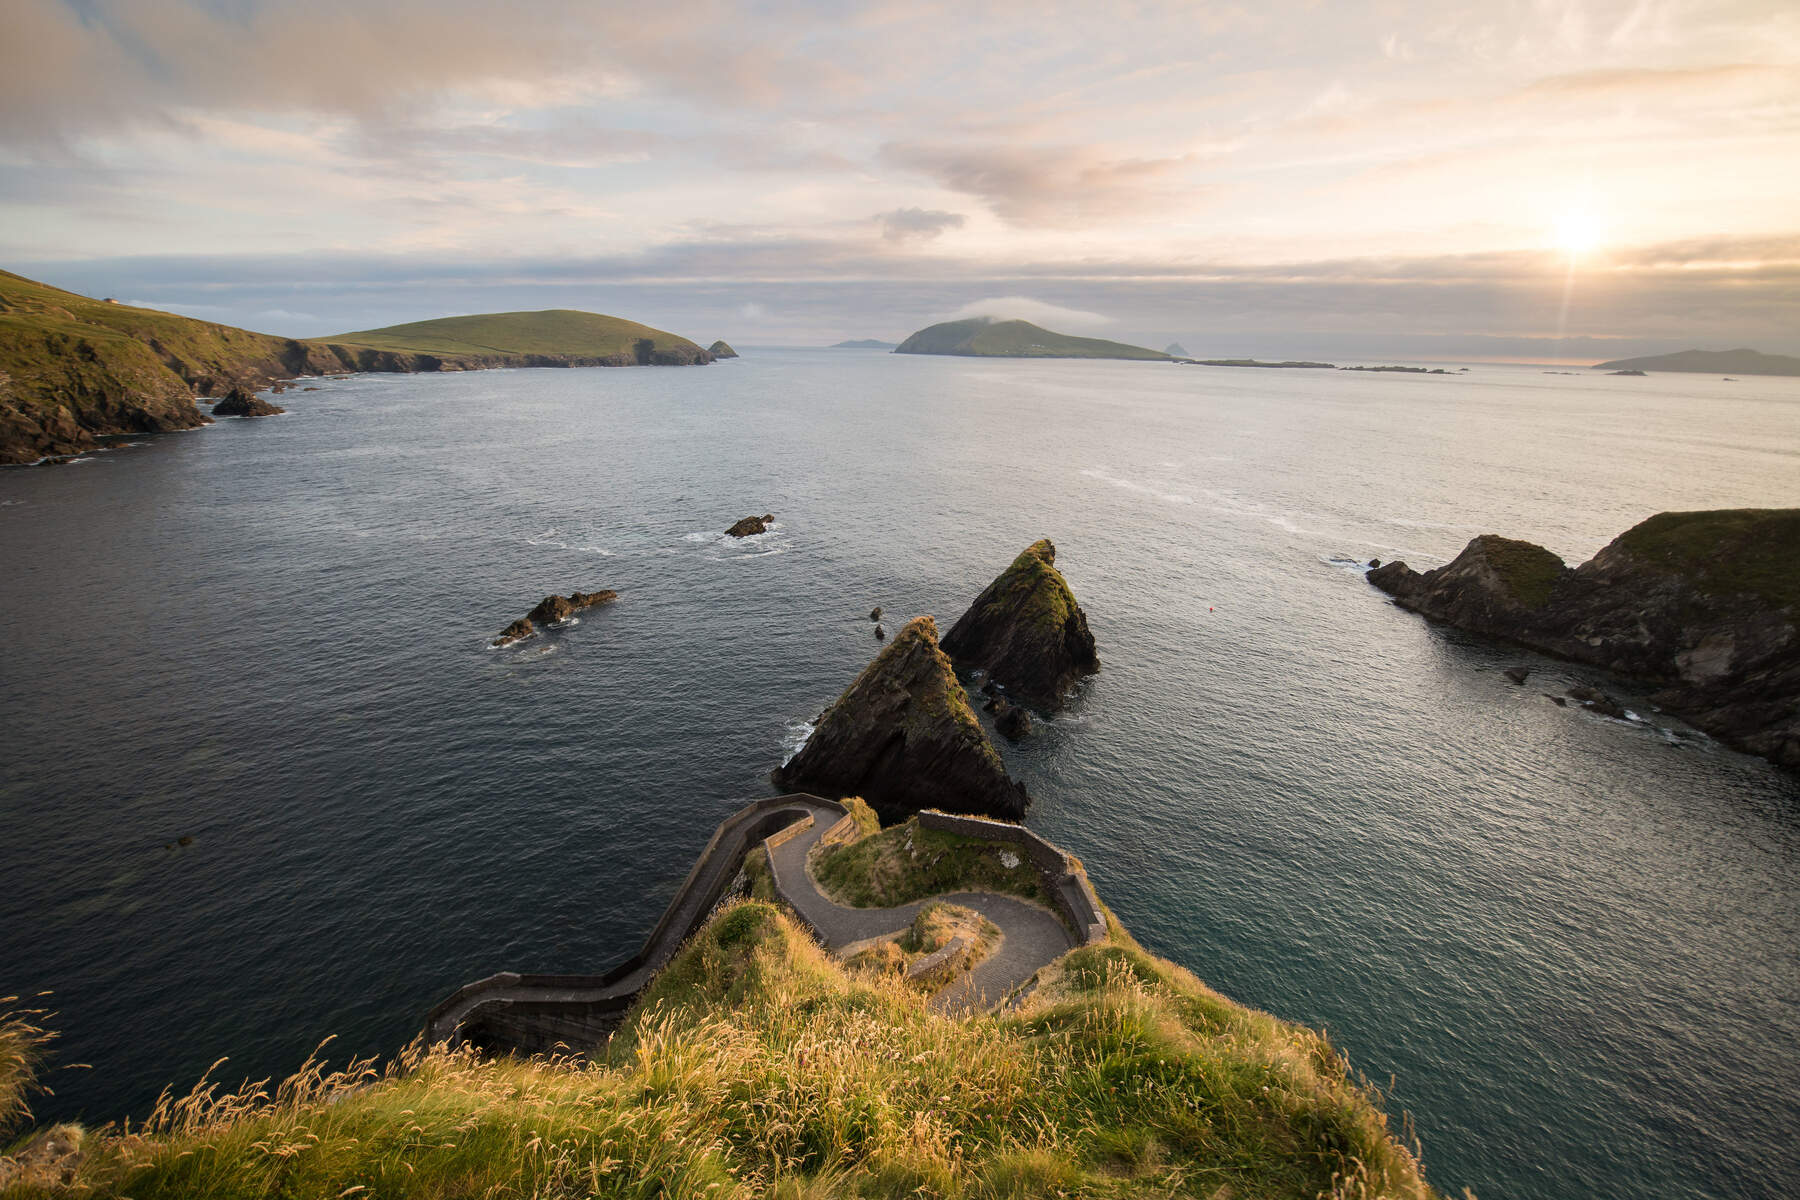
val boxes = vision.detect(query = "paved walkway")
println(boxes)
[766,807,1078,1012]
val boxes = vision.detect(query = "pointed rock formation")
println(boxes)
[1369,510,1800,768]
[772,616,1029,823]
[708,340,739,358]
[941,539,1099,711]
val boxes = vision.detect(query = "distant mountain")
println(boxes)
[0,268,713,465]
[894,318,1168,361]
[1592,348,1800,376]
[327,309,710,364]
[1165,342,1189,357]
[832,338,897,349]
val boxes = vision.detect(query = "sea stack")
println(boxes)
[726,514,773,537]
[772,615,1029,823]
[708,340,739,358]
[212,386,284,417]
[941,539,1099,710]
[1369,509,1800,768]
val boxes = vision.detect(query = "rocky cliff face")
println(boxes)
[941,539,1099,711]
[1369,510,1800,768]
[772,616,1029,822]
[211,386,283,417]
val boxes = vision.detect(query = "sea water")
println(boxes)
[2,352,1797,1199]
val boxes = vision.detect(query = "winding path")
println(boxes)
[766,810,1078,1012]
[425,795,1083,1051]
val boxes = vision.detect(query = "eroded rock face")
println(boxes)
[1369,510,1800,768]
[941,539,1099,711]
[726,514,773,537]
[211,386,284,417]
[492,618,535,647]
[772,615,1029,823]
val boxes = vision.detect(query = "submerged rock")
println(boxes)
[212,386,283,417]
[1369,510,1800,767]
[772,615,1030,823]
[941,539,1099,711]
[726,514,773,537]
[492,618,535,647]
[1504,666,1531,684]
[991,698,1033,741]
[870,606,883,621]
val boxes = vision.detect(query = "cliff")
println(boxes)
[894,317,1169,360]
[1369,510,1800,767]
[0,892,1438,1199]
[0,271,712,465]
[942,538,1099,710]
[772,616,1030,821]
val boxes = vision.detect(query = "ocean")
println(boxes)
[2,350,1796,1199]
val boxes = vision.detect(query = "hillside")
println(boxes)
[0,270,715,464]
[1,894,1438,1198]
[894,317,1170,360]
[1591,347,1800,376]
[832,338,897,349]
[325,309,709,364]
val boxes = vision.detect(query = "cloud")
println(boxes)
[879,141,1201,227]
[876,207,965,242]
[940,297,1115,329]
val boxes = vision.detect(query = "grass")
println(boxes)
[1471,535,1566,608]
[844,903,1002,986]
[324,309,704,359]
[0,1000,55,1140]
[810,815,1051,910]
[971,540,1082,642]
[17,902,1437,1199]
[1613,509,1800,611]
[894,318,1169,360]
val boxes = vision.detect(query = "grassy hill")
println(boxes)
[326,309,707,363]
[0,270,714,465]
[894,318,1170,361]
[1592,347,1800,376]
[1,900,1437,1199]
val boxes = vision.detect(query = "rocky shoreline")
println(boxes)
[1369,510,1800,769]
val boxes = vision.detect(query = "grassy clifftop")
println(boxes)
[894,318,1169,361]
[325,309,708,362]
[3,903,1436,1198]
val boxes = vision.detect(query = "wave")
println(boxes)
[780,718,817,765]
[526,526,616,555]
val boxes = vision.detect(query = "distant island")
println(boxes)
[831,338,897,349]
[0,269,713,465]
[1165,342,1189,357]
[1176,358,1335,369]
[894,317,1168,360]
[1591,348,1800,376]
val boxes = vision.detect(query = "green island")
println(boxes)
[0,269,712,465]
[893,318,1169,361]
[1590,348,1800,376]
[1,799,1438,1199]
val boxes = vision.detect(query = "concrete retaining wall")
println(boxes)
[916,810,1108,946]
[425,795,845,1051]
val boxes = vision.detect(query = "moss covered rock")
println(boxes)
[942,539,1099,711]
[773,616,1029,822]
[1369,511,1800,767]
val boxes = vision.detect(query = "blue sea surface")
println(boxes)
[2,352,1797,1199]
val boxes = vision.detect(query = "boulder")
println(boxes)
[492,618,535,647]
[212,386,284,417]
[874,624,886,640]
[1369,510,1800,767]
[1368,558,1382,569]
[772,615,1030,823]
[992,699,1033,741]
[726,514,773,537]
[870,606,883,621]
[941,539,1099,711]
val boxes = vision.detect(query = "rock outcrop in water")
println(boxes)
[708,341,739,358]
[1368,510,1800,768]
[942,539,1099,711]
[211,386,283,417]
[493,589,617,645]
[772,616,1030,823]
[492,618,535,647]
[726,514,773,537]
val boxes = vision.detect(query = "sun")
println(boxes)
[1554,209,1605,256]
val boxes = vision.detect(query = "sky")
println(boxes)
[3,0,1798,359]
